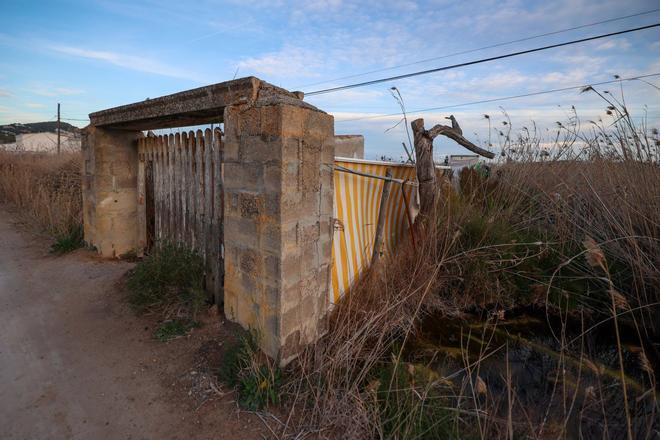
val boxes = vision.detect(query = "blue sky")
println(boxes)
[1,0,659,159]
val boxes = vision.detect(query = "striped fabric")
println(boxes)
[331,158,418,304]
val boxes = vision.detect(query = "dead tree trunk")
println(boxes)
[412,119,437,218]
[371,168,392,265]
[412,115,495,219]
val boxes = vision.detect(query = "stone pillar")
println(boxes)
[223,98,334,364]
[82,126,141,258]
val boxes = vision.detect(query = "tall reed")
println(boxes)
[282,87,659,438]
[0,151,82,236]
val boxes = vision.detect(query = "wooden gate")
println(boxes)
[137,129,224,303]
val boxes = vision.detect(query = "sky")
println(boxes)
[0,0,659,159]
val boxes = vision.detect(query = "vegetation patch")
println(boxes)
[154,318,200,342]
[280,90,659,439]
[127,242,206,317]
[0,150,82,238]
[373,358,459,439]
[219,331,281,410]
[50,224,84,254]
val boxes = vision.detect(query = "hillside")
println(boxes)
[0,121,81,143]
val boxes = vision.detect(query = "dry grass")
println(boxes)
[281,89,659,438]
[0,150,82,236]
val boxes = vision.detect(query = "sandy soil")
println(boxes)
[0,206,272,439]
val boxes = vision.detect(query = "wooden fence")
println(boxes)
[137,129,224,303]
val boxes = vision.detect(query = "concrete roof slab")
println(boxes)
[89,77,296,130]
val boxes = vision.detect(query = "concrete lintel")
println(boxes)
[89,77,304,131]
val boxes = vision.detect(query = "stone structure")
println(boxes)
[334,134,364,159]
[82,77,334,363]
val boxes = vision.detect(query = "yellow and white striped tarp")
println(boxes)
[331,158,418,303]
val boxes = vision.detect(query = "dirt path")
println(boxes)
[0,207,269,440]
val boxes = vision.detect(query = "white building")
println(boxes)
[4,131,81,153]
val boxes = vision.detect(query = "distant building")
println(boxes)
[5,131,81,153]
[334,135,364,159]
[445,154,479,173]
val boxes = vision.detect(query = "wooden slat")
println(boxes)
[157,135,164,243]
[160,135,166,241]
[167,134,175,241]
[169,133,176,242]
[181,132,189,246]
[151,135,159,243]
[195,130,205,254]
[186,131,195,248]
[137,138,146,257]
[203,128,213,270]
[213,128,224,305]
[174,133,182,243]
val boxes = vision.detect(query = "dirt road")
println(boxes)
[0,207,267,439]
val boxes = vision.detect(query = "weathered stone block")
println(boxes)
[300,221,320,244]
[239,192,261,218]
[239,248,259,275]
[264,254,281,280]
[264,164,282,193]
[223,216,258,248]
[261,223,281,254]
[304,110,334,139]
[320,187,333,216]
[240,135,281,164]
[282,138,301,164]
[240,107,262,137]
[223,162,264,191]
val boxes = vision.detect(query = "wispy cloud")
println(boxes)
[595,39,631,51]
[25,102,47,108]
[237,46,325,79]
[0,89,11,98]
[50,45,207,82]
[0,106,52,125]
[30,86,85,97]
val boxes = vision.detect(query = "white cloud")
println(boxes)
[50,45,207,82]
[31,86,84,97]
[595,39,631,51]
[0,107,52,124]
[25,102,46,108]
[237,46,325,79]
[0,89,10,98]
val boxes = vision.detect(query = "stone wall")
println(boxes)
[222,98,334,363]
[334,134,364,159]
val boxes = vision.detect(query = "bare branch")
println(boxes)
[428,119,495,159]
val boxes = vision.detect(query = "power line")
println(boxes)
[61,117,90,122]
[305,23,660,96]
[299,8,660,89]
[333,73,660,123]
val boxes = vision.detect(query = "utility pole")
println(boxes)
[57,103,61,155]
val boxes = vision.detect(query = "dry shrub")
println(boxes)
[286,241,450,437]
[497,159,659,333]
[284,89,659,438]
[0,150,82,236]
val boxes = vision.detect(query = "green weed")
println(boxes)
[50,224,84,254]
[373,358,459,440]
[219,331,281,410]
[154,319,200,342]
[126,242,206,316]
